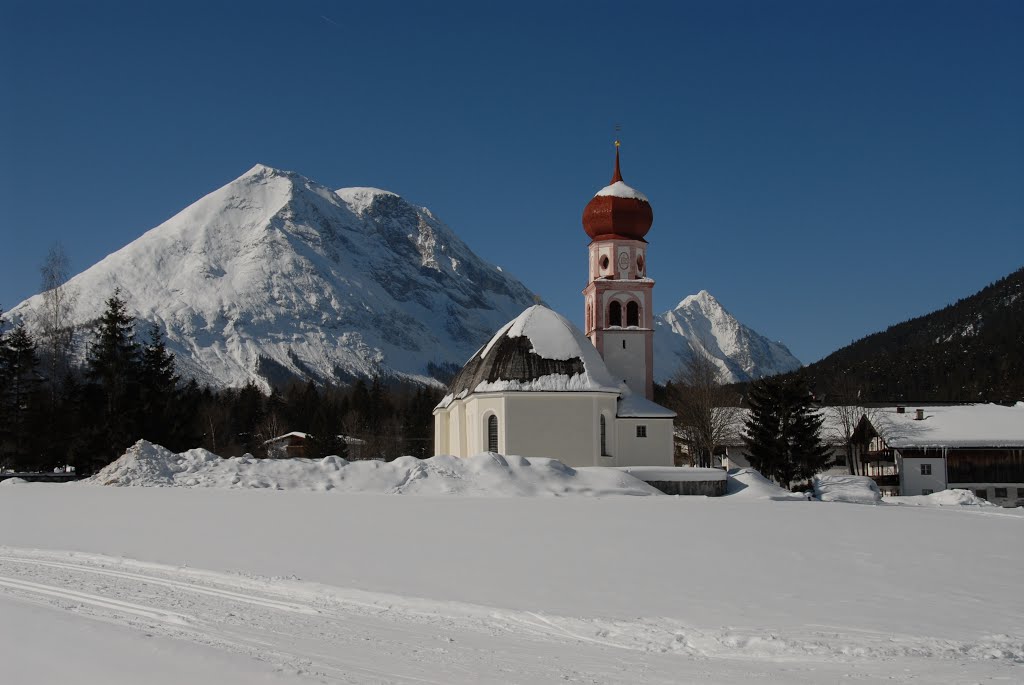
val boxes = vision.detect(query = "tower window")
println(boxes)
[609,301,622,327]
[487,415,499,453]
[599,255,609,271]
[636,425,647,438]
[626,301,640,327]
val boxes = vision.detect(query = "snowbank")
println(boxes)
[884,489,999,508]
[813,474,882,504]
[0,477,29,487]
[83,440,660,497]
[725,468,806,500]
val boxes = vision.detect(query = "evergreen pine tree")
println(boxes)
[138,323,180,447]
[83,291,142,470]
[0,323,42,469]
[743,375,830,489]
[0,310,9,468]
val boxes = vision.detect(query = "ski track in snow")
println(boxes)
[0,547,1020,684]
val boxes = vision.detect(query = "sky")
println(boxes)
[1,0,1021,364]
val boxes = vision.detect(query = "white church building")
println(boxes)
[433,146,676,467]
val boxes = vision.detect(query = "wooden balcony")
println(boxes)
[861,448,895,463]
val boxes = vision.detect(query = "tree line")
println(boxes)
[0,288,441,476]
[794,266,1024,403]
[662,351,832,489]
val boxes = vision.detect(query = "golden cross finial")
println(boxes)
[614,139,621,148]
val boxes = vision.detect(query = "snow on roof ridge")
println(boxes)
[875,402,1024,448]
[595,180,649,202]
[474,305,620,393]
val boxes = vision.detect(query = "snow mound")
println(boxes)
[0,477,30,486]
[813,475,882,504]
[82,441,660,497]
[85,441,219,487]
[725,468,806,500]
[884,489,999,508]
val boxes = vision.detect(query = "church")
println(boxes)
[433,146,676,467]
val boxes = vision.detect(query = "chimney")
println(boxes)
[915,408,925,421]
[896,406,905,414]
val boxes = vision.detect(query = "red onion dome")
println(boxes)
[582,145,653,241]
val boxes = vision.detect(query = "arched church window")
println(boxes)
[487,415,499,453]
[609,301,622,327]
[600,415,608,456]
[626,301,640,327]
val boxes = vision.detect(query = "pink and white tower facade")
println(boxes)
[582,144,656,400]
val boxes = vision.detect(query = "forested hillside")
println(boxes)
[801,267,1023,402]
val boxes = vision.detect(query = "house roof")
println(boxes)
[436,305,620,409]
[263,431,310,445]
[872,403,1024,449]
[617,390,676,419]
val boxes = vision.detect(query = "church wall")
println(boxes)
[433,409,449,455]
[453,401,467,457]
[500,392,618,467]
[463,395,507,454]
[614,417,674,467]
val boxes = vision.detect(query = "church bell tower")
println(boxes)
[581,143,655,400]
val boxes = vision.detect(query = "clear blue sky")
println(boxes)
[2,0,1022,363]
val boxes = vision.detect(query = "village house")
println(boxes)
[263,432,366,460]
[708,403,1024,503]
[854,403,1024,506]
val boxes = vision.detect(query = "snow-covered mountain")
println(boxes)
[653,290,801,384]
[9,164,536,390]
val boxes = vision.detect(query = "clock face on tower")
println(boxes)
[617,252,629,272]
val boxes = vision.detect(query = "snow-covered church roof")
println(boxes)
[437,305,620,408]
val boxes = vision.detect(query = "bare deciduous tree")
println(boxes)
[822,376,895,476]
[37,243,78,391]
[670,350,744,468]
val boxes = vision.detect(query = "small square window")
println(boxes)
[920,463,932,476]
[922,489,933,496]
[975,489,987,500]
[994,487,1008,498]
[636,425,647,438]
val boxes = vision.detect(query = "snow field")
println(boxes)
[1,483,1022,683]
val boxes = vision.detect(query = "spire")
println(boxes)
[611,140,623,183]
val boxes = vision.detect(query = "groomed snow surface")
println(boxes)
[2,444,1022,684]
